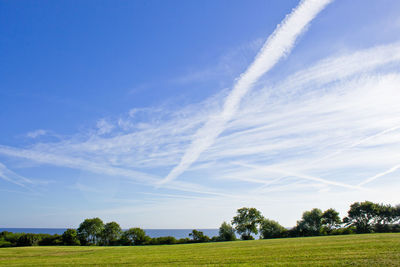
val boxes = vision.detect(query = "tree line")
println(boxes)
[1,200,399,247]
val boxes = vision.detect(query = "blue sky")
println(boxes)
[1,0,400,228]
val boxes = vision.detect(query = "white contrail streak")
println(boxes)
[0,162,32,188]
[250,125,400,192]
[159,0,333,185]
[235,162,364,190]
[358,163,400,186]
[309,124,400,166]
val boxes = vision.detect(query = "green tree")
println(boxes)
[62,229,80,245]
[373,203,399,232]
[189,230,210,242]
[322,208,341,232]
[101,222,122,246]
[259,218,287,239]
[77,217,104,245]
[218,221,236,241]
[120,228,149,245]
[343,201,378,233]
[297,208,323,236]
[232,207,263,240]
[395,204,400,223]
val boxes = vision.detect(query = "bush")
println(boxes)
[330,227,355,235]
[120,228,150,245]
[374,223,392,233]
[0,231,21,246]
[62,229,80,245]
[17,234,40,246]
[391,224,400,233]
[0,239,12,247]
[148,236,177,245]
[259,219,287,239]
[241,235,254,240]
[38,234,62,246]
[211,236,220,242]
[218,222,236,241]
[189,230,210,243]
[177,238,191,244]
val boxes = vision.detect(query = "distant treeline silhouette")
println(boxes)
[1,201,399,247]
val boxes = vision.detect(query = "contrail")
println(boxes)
[234,162,365,190]
[0,162,32,188]
[159,0,333,185]
[309,124,400,166]
[358,163,400,186]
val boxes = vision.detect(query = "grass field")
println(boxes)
[0,233,399,266]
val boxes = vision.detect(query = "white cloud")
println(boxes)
[1,41,400,195]
[159,0,333,185]
[1,38,400,227]
[96,119,114,135]
[26,129,47,138]
[0,162,33,187]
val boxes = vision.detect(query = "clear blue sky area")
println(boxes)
[1,0,400,228]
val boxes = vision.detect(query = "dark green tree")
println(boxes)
[218,221,236,241]
[395,204,400,222]
[232,207,263,240]
[297,208,323,236]
[120,228,149,245]
[259,218,287,239]
[322,208,341,232]
[373,203,399,232]
[77,217,104,245]
[343,201,378,233]
[101,222,122,245]
[62,229,80,245]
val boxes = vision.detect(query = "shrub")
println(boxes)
[148,236,177,245]
[177,238,190,244]
[17,233,40,246]
[38,234,62,246]
[259,219,287,239]
[218,222,236,241]
[189,230,210,243]
[0,239,12,247]
[62,229,80,245]
[120,228,150,245]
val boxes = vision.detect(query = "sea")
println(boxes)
[0,228,219,239]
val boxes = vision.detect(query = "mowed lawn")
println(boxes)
[0,233,399,266]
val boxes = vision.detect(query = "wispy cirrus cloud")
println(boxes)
[1,41,400,197]
[0,162,33,187]
[1,30,400,229]
[26,129,47,139]
[96,119,115,135]
[159,0,333,185]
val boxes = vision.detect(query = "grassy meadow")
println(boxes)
[0,233,399,266]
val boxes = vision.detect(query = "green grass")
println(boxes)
[0,233,399,266]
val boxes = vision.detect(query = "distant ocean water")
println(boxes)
[0,228,219,239]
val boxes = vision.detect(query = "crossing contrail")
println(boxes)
[159,0,334,185]
[234,162,364,190]
[309,124,400,166]
[358,163,400,186]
